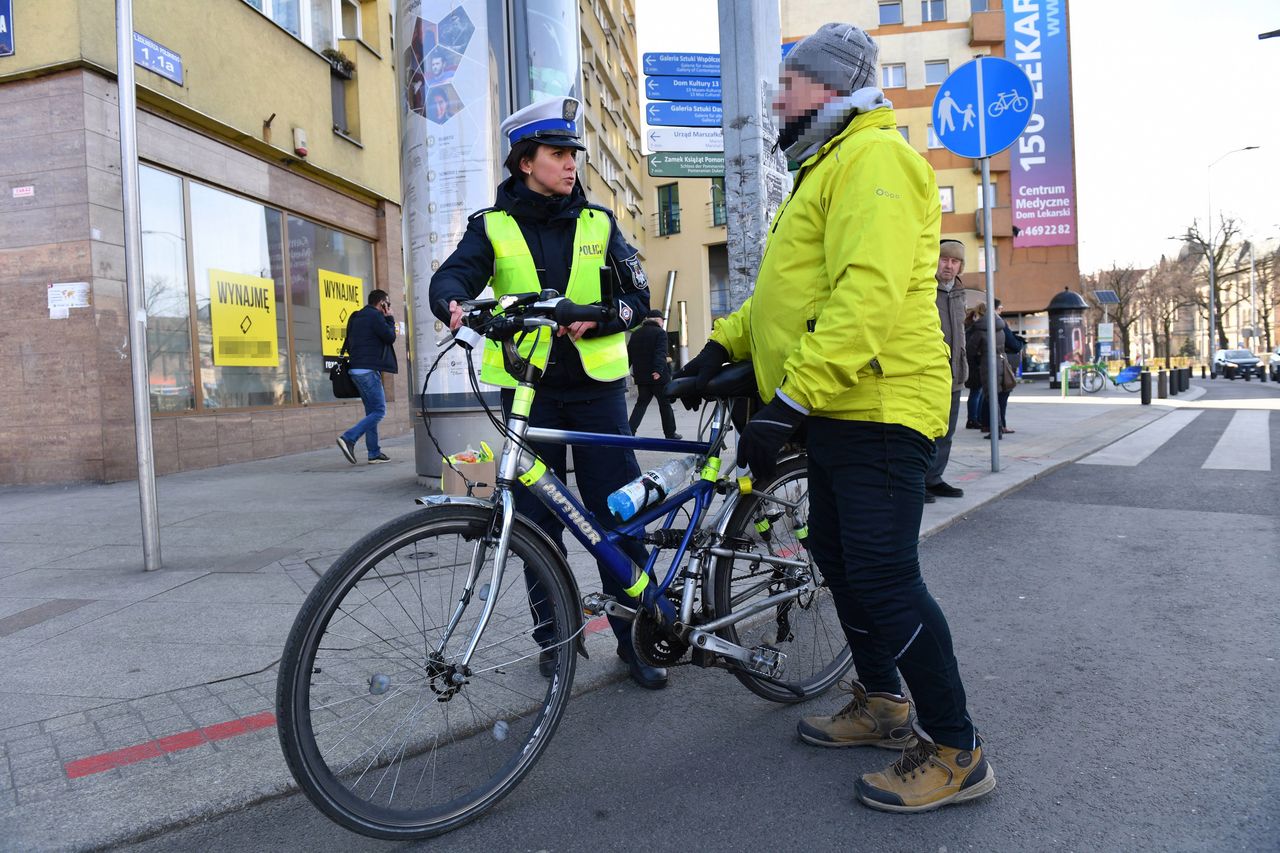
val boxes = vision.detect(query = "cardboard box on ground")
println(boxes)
[440,442,496,498]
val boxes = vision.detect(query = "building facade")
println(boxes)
[1,0,405,485]
[644,0,1080,374]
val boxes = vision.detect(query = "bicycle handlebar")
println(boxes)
[452,294,615,348]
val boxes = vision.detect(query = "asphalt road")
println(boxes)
[121,379,1279,853]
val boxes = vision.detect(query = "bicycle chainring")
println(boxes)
[631,608,690,667]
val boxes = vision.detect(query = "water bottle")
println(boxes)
[607,456,699,521]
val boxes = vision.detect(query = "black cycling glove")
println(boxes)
[737,395,805,482]
[671,341,729,410]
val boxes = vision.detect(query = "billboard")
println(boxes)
[1007,0,1077,247]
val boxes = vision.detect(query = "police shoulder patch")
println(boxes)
[618,301,633,325]
[624,254,648,289]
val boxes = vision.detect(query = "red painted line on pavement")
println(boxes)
[64,711,276,779]
[585,615,610,634]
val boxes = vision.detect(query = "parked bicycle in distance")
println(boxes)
[275,291,850,840]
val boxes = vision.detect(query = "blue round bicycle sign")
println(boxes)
[931,57,1034,159]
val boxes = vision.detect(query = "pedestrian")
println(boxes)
[675,22,994,813]
[976,298,1018,438]
[924,239,968,503]
[964,306,984,429]
[336,289,397,465]
[627,309,682,439]
[429,96,667,690]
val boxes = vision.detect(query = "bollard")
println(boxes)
[1140,370,1152,405]
[1157,371,1168,398]
[1182,367,1190,391]
[1201,365,1207,379]
[1169,370,1178,396]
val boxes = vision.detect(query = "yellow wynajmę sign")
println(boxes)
[318,269,364,357]
[208,269,279,367]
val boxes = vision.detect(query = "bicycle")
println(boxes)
[987,90,1029,117]
[276,292,851,840]
[1079,360,1142,393]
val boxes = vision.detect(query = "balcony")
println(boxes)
[970,10,1005,46]
[974,206,1013,238]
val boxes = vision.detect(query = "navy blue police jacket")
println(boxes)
[429,176,650,399]
[345,305,397,373]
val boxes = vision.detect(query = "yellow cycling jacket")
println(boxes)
[710,106,951,440]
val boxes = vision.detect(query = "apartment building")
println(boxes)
[1,0,405,484]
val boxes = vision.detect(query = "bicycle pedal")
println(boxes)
[582,592,616,617]
[746,645,786,679]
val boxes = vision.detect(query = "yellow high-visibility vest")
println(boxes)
[479,209,629,387]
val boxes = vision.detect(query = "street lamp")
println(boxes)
[1206,146,1259,362]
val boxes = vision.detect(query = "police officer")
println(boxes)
[429,97,667,690]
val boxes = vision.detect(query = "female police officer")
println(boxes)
[429,97,666,689]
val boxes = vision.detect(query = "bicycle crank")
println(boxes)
[631,607,690,667]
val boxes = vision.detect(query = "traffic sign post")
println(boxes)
[932,56,1035,474]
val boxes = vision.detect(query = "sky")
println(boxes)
[635,0,1280,273]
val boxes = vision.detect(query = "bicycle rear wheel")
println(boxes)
[1119,379,1141,392]
[710,455,852,703]
[1080,368,1105,393]
[276,505,578,840]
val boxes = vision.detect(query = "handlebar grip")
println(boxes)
[553,300,609,325]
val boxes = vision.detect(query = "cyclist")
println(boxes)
[676,22,995,812]
[428,97,667,690]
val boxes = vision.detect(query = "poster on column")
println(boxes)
[1006,0,1077,247]
[399,0,496,406]
[318,269,363,360]
[208,269,278,367]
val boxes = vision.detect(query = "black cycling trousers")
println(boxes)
[806,417,977,750]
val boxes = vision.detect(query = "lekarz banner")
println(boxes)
[0,0,15,58]
[1007,0,1077,247]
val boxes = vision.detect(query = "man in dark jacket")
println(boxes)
[337,289,397,464]
[925,239,968,502]
[627,309,681,439]
[429,97,667,690]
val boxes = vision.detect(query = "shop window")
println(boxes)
[658,183,680,236]
[287,216,376,404]
[189,183,291,409]
[140,166,195,413]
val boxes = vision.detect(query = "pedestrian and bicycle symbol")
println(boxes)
[931,57,1034,159]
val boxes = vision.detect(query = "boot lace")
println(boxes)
[891,738,937,779]
[829,680,869,719]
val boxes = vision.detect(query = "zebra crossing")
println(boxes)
[1078,409,1273,471]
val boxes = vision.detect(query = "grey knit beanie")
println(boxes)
[783,23,879,95]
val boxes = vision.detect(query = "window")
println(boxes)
[243,0,338,52]
[972,0,989,11]
[141,167,195,413]
[925,60,949,86]
[977,181,998,208]
[339,0,361,39]
[878,1,903,25]
[138,165,377,413]
[331,71,350,135]
[897,126,910,143]
[921,0,947,22]
[939,186,955,213]
[881,63,906,89]
[710,178,726,227]
[657,183,680,236]
[927,124,942,149]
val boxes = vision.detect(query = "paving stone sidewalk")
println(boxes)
[0,381,1195,850]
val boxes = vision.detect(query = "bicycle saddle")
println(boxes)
[663,360,757,401]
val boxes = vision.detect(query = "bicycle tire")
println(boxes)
[276,504,578,840]
[1119,379,1141,392]
[709,454,852,703]
[1080,368,1105,393]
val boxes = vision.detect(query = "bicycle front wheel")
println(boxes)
[1119,379,1141,392]
[276,505,578,840]
[710,455,852,703]
[1080,368,1105,393]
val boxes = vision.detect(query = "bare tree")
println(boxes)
[1138,255,1199,367]
[1080,264,1145,360]
[1178,215,1246,350]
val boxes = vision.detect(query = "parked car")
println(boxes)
[1210,348,1264,380]
[1270,347,1280,382]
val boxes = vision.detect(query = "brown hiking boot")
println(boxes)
[854,722,996,813]
[796,680,916,749]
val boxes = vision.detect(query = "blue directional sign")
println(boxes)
[645,75,721,102]
[642,52,720,77]
[646,101,722,128]
[931,57,1033,159]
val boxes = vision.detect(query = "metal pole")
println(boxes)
[117,0,162,570]
[980,155,999,472]
[1207,176,1216,362]
[1249,241,1257,347]
[662,270,676,322]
